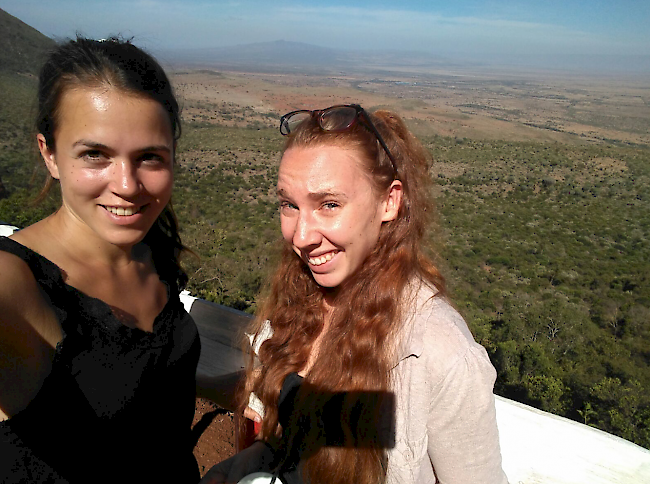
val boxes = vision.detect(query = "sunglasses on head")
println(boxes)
[279,104,397,173]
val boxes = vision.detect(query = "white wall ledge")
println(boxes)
[496,395,650,483]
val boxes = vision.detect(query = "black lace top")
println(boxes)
[0,237,201,483]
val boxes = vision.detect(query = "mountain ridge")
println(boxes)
[0,8,55,75]
[157,39,463,74]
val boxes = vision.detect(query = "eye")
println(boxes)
[279,200,298,212]
[140,153,168,166]
[322,201,340,210]
[81,150,106,162]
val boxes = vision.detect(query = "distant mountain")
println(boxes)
[163,40,344,70]
[0,8,55,75]
[160,40,461,74]
[161,39,650,76]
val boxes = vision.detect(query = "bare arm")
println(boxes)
[0,251,61,419]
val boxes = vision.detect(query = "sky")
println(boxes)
[1,0,649,68]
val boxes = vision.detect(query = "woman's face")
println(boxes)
[277,145,401,289]
[38,87,174,248]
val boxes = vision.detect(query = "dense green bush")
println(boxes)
[425,136,650,447]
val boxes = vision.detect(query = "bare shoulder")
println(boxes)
[1,221,59,298]
[0,232,53,296]
[0,246,40,303]
[0,237,62,339]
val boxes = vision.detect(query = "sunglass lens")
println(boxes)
[320,106,357,132]
[281,111,311,135]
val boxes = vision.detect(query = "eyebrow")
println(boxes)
[73,140,111,150]
[308,191,348,201]
[72,140,172,153]
[277,188,348,200]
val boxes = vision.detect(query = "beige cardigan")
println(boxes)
[250,282,508,483]
[386,282,507,483]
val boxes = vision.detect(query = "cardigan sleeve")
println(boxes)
[246,320,274,418]
[387,290,508,484]
[426,341,507,483]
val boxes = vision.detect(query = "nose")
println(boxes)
[110,160,141,198]
[292,211,321,249]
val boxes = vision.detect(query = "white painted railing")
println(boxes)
[496,396,650,483]
[0,224,19,237]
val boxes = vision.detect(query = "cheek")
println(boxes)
[357,214,382,251]
[60,167,105,196]
[145,170,174,200]
[280,216,295,242]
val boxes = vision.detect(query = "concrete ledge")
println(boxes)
[496,395,650,483]
[187,295,251,380]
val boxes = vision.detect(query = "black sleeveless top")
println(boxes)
[0,237,201,483]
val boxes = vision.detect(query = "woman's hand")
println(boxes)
[199,441,275,484]
[243,406,262,423]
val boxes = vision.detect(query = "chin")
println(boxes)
[311,273,345,289]
[102,229,149,247]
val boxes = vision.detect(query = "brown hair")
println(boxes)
[240,108,445,483]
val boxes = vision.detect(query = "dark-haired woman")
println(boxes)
[203,105,507,484]
[0,37,200,483]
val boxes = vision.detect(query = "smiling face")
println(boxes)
[277,145,401,289]
[38,87,174,249]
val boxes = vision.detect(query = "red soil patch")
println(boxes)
[192,398,236,477]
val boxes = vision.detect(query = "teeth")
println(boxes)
[106,206,138,216]
[308,251,337,266]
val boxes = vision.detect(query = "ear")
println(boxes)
[380,180,403,222]
[37,134,59,179]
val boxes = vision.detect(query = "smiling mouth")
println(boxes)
[308,250,339,266]
[103,205,142,216]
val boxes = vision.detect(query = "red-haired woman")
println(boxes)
[203,105,507,484]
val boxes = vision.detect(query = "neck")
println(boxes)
[322,290,336,310]
[321,278,354,309]
[45,209,142,267]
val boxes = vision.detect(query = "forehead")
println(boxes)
[278,145,372,195]
[54,87,172,142]
[57,87,155,118]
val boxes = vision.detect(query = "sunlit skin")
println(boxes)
[277,145,401,292]
[37,87,175,253]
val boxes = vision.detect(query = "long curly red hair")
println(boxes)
[238,108,445,484]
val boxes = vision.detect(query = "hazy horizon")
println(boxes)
[1,0,649,74]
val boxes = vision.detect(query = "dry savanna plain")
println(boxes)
[173,66,650,147]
